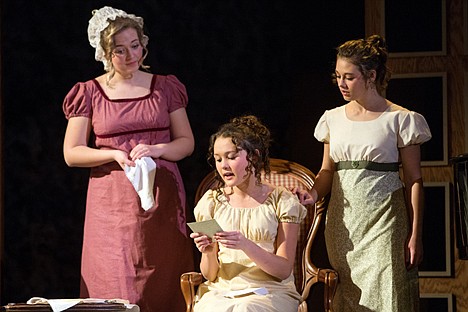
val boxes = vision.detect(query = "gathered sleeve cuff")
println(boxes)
[397,111,432,147]
[164,75,188,113]
[62,82,92,119]
[313,111,330,143]
[275,187,307,224]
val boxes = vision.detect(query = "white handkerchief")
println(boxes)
[124,157,157,210]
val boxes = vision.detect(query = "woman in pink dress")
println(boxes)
[62,6,194,311]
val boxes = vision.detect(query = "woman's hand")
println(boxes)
[190,232,216,253]
[114,150,134,170]
[291,187,316,205]
[213,231,249,250]
[129,144,161,161]
[194,231,220,281]
[405,234,423,270]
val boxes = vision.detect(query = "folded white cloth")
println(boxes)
[124,157,157,210]
[27,297,140,312]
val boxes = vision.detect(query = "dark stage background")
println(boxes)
[0,0,364,306]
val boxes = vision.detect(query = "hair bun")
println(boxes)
[366,35,387,50]
[232,115,271,141]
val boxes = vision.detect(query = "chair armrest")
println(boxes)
[300,267,338,312]
[180,272,203,312]
[298,301,308,312]
[298,200,339,312]
[318,268,338,312]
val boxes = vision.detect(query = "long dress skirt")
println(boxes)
[325,169,419,312]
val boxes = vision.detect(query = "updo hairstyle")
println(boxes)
[336,35,391,94]
[208,115,272,186]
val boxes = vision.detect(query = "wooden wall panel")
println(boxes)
[364,0,384,36]
[366,0,468,311]
[420,253,468,312]
[388,57,447,73]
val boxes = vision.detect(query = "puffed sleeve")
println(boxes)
[397,111,432,147]
[313,111,330,143]
[194,189,218,222]
[62,82,92,119]
[164,75,188,113]
[275,187,307,224]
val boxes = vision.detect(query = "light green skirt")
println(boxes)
[325,169,419,312]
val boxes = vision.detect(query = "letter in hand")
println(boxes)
[213,230,247,250]
[187,219,223,240]
[190,231,216,253]
[188,219,224,253]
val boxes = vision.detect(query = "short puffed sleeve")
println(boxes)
[194,189,218,222]
[274,187,307,224]
[313,111,330,143]
[163,75,188,113]
[397,110,432,147]
[62,82,92,119]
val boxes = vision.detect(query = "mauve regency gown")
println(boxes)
[63,74,194,312]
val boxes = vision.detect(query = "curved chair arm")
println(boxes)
[320,268,339,311]
[300,267,338,312]
[298,199,339,312]
[298,301,308,312]
[180,272,203,312]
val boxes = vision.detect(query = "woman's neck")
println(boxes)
[353,93,388,112]
[111,70,144,85]
[98,70,152,99]
[227,178,272,208]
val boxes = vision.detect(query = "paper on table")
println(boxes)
[26,297,140,312]
[187,219,223,239]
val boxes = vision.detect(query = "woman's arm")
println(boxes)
[297,143,334,205]
[214,222,300,280]
[129,108,194,161]
[190,232,220,281]
[63,116,132,168]
[400,144,424,269]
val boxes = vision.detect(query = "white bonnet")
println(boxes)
[87,6,149,71]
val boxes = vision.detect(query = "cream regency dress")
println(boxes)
[314,103,432,312]
[193,186,307,312]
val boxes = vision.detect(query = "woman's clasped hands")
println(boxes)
[115,143,164,170]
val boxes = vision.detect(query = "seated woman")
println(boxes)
[190,115,307,312]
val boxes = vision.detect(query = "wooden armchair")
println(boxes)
[180,158,338,312]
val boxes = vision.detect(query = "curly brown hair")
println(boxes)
[208,115,272,190]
